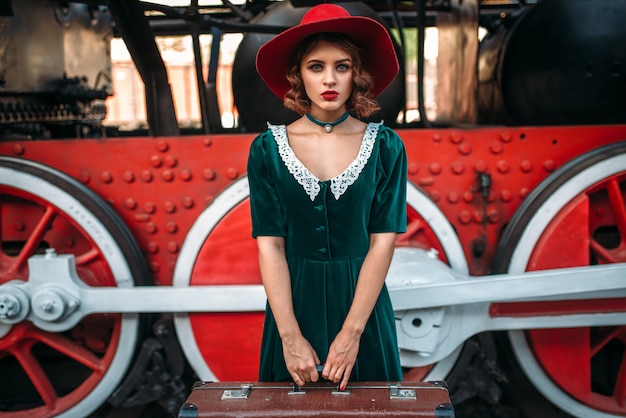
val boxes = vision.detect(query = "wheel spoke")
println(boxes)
[14,344,58,411]
[606,178,626,243]
[9,205,56,275]
[590,327,621,357]
[590,239,620,263]
[396,218,425,246]
[33,329,105,372]
[75,247,102,266]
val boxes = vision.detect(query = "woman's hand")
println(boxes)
[322,329,360,390]
[282,333,321,386]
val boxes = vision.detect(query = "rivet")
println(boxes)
[145,222,157,234]
[205,195,214,205]
[408,163,419,175]
[164,201,176,213]
[501,190,512,202]
[182,197,194,209]
[167,242,179,253]
[447,192,459,204]
[432,133,442,143]
[123,171,134,183]
[596,207,606,217]
[162,170,174,182]
[165,221,178,234]
[500,131,512,143]
[156,140,169,152]
[14,221,25,231]
[520,187,530,199]
[79,172,91,184]
[227,168,239,179]
[64,237,75,248]
[203,137,213,147]
[12,143,25,155]
[165,155,177,167]
[459,211,472,224]
[451,133,463,144]
[459,143,472,155]
[463,191,474,203]
[520,160,533,173]
[497,160,510,174]
[180,169,192,181]
[149,261,161,273]
[429,163,441,175]
[144,202,156,214]
[474,211,484,224]
[203,169,216,181]
[474,161,487,173]
[147,242,159,254]
[490,142,503,155]
[125,198,137,210]
[488,210,500,223]
[543,160,556,172]
[451,161,464,175]
[142,170,153,182]
[429,191,441,202]
[100,171,113,183]
[150,155,162,168]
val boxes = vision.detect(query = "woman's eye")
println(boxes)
[337,64,349,71]
[310,64,322,71]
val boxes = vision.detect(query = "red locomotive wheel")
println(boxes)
[494,142,626,417]
[0,157,148,418]
[173,179,468,384]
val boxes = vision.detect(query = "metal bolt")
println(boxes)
[41,300,56,313]
[0,295,19,319]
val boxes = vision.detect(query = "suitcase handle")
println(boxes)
[290,365,347,395]
[290,382,348,395]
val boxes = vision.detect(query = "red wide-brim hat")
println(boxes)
[256,4,399,100]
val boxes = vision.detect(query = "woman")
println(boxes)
[248,3,407,391]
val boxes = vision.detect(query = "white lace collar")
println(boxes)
[269,122,381,201]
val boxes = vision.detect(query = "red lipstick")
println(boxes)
[321,90,339,100]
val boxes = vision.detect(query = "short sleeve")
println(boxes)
[247,130,286,238]
[368,126,408,233]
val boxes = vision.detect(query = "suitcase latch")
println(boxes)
[389,384,416,400]
[221,384,253,400]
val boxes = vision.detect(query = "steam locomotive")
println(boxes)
[1,0,626,417]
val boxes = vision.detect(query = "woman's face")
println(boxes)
[300,39,353,116]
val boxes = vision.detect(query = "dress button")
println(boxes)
[318,248,327,254]
[316,226,326,232]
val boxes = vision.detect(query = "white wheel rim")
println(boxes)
[0,164,139,418]
[507,153,626,418]
[174,179,468,381]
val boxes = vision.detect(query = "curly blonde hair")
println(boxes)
[283,33,380,118]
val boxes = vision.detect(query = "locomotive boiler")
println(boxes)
[1,0,626,417]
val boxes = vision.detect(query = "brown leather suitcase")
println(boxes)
[178,380,454,417]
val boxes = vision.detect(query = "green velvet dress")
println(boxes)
[247,121,407,382]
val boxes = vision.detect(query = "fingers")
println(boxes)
[282,336,320,385]
[290,363,320,386]
[290,372,305,387]
[339,364,353,391]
